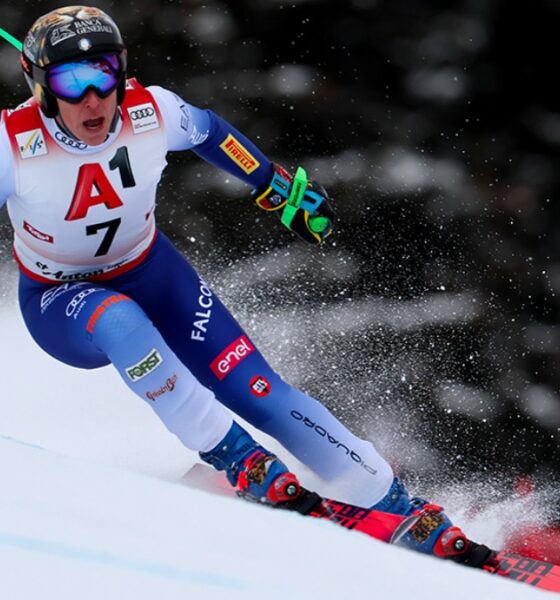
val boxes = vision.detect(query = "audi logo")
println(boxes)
[55,131,88,149]
[130,107,155,120]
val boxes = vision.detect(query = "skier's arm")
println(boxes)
[150,86,334,244]
[0,120,15,209]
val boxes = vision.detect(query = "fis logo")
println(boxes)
[126,349,163,381]
[16,129,48,159]
[219,134,260,174]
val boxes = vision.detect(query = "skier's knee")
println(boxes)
[87,293,151,352]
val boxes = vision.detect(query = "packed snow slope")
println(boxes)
[0,291,551,599]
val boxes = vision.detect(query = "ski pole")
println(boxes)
[0,26,22,51]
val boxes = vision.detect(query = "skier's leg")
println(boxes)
[18,275,232,452]
[19,273,300,504]
[113,233,393,507]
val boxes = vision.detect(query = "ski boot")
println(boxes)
[373,477,499,570]
[199,421,301,504]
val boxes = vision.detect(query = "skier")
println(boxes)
[1,5,494,567]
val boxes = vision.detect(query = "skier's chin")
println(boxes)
[78,117,109,146]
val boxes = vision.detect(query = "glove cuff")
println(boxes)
[253,163,293,211]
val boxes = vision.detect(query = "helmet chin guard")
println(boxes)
[21,6,127,118]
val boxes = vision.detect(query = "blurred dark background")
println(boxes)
[1,0,559,494]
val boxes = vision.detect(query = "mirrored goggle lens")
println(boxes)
[47,54,121,101]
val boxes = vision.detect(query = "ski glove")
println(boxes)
[252,164,335,244]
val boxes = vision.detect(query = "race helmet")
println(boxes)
[20,6,127,118]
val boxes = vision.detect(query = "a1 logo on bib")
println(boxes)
[127,102,159,134]
[16,129,48,159]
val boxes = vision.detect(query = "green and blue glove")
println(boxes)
[252,164,335,244]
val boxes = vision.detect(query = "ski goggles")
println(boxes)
[45,53,123,103]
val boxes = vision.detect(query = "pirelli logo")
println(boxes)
[219,134,260,174]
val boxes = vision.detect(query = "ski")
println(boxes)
[182,463,420,543]
[284,495,560,592]
[493,552,560,593]
[273,486,423,545]
[182,463,560,594]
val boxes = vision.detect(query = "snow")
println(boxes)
[0,294,551,599]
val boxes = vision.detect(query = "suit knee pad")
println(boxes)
[88,294,150,354]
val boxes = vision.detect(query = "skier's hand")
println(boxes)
[252,164,335,244]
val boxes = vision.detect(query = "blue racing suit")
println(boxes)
[1,80,393,507]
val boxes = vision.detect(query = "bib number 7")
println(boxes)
[86,218,122,257]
